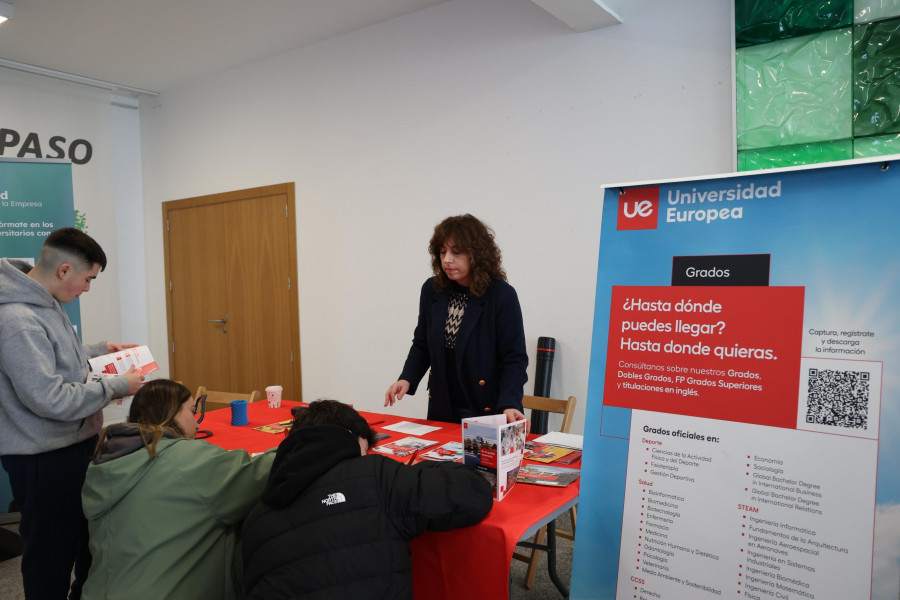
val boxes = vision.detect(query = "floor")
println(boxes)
[0,523,24,600]
[0,522,573,600]
[508,531,575,600]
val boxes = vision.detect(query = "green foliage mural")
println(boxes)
[74,209,87,232]
[735,0,900,170]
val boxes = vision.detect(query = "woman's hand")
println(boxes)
[384,380,410,407]
[503,408,527,426]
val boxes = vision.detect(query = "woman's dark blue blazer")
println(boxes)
[398,277,528,422]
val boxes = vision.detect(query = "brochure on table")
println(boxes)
[416,441,464,463]
[525,441,577,463]
[370,436,438,458]
[516,463,581,487]
[570,159,900,600]
[462,414,527,501]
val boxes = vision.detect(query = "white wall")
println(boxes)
[0,70,148,424]
[0,68,147,348]
[111,97,150,346]
[140,0,734,433]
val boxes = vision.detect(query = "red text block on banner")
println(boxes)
[603,285,804,429]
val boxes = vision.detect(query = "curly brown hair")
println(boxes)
[429,214,506,297]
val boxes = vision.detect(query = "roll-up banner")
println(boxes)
[0,158,80,332]
[0,159,77,514]
[572,158,900,600]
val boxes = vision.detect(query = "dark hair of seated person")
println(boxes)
[290,399,377,448]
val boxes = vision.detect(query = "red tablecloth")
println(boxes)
[202,400,579,599]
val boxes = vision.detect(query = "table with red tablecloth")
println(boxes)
[201,400,579,599]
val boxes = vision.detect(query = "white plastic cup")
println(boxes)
[265,385,283,408]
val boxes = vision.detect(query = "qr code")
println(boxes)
[805,369,870,429]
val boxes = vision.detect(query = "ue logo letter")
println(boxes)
[617,186,659,230]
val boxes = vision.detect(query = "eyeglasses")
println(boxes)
[194,395,207,419]
[194,395,213,440]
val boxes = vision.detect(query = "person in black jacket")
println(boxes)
[241,399,494,600]
[384,214,529,423]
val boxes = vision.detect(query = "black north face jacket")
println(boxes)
[241,425,493,599]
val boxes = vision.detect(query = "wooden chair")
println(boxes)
[194,386,261,412]
[512,394,578,589]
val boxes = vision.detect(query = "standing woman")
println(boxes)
[81,379,275,600]
[385,214,528,423]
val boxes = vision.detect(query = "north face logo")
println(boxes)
[321,492,346,506]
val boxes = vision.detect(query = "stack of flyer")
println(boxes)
[516,463,581,487]
[462,414,527,501]
[524,441,582,464]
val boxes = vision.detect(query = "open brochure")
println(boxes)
[89,345,159,415]
[88,345,159,378]
[516,463,581,487]
[370,436,438,458]
[462,414,527,501]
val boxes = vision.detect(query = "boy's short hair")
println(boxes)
[42,227,107,271]
[291,399,376,447]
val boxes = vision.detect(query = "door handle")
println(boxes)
[208,315,229,324]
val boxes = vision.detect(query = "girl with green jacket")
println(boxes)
[81,379,275,600]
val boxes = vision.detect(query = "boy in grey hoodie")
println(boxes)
[0,227,143,600]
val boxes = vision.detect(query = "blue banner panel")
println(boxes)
[572,160,900,600]
[0,159,77,514]
[0,159,80,331]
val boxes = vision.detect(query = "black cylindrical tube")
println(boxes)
[531,336,556,434]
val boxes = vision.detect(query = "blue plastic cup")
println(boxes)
[230,399,249,426]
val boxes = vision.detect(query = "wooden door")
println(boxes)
[166,202,231,394]
[163,183,301,401]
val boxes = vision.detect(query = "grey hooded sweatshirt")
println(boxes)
[0,258,130,455]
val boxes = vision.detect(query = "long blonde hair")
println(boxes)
[94,379,192,460]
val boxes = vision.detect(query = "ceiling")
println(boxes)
[0,0,450,94]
